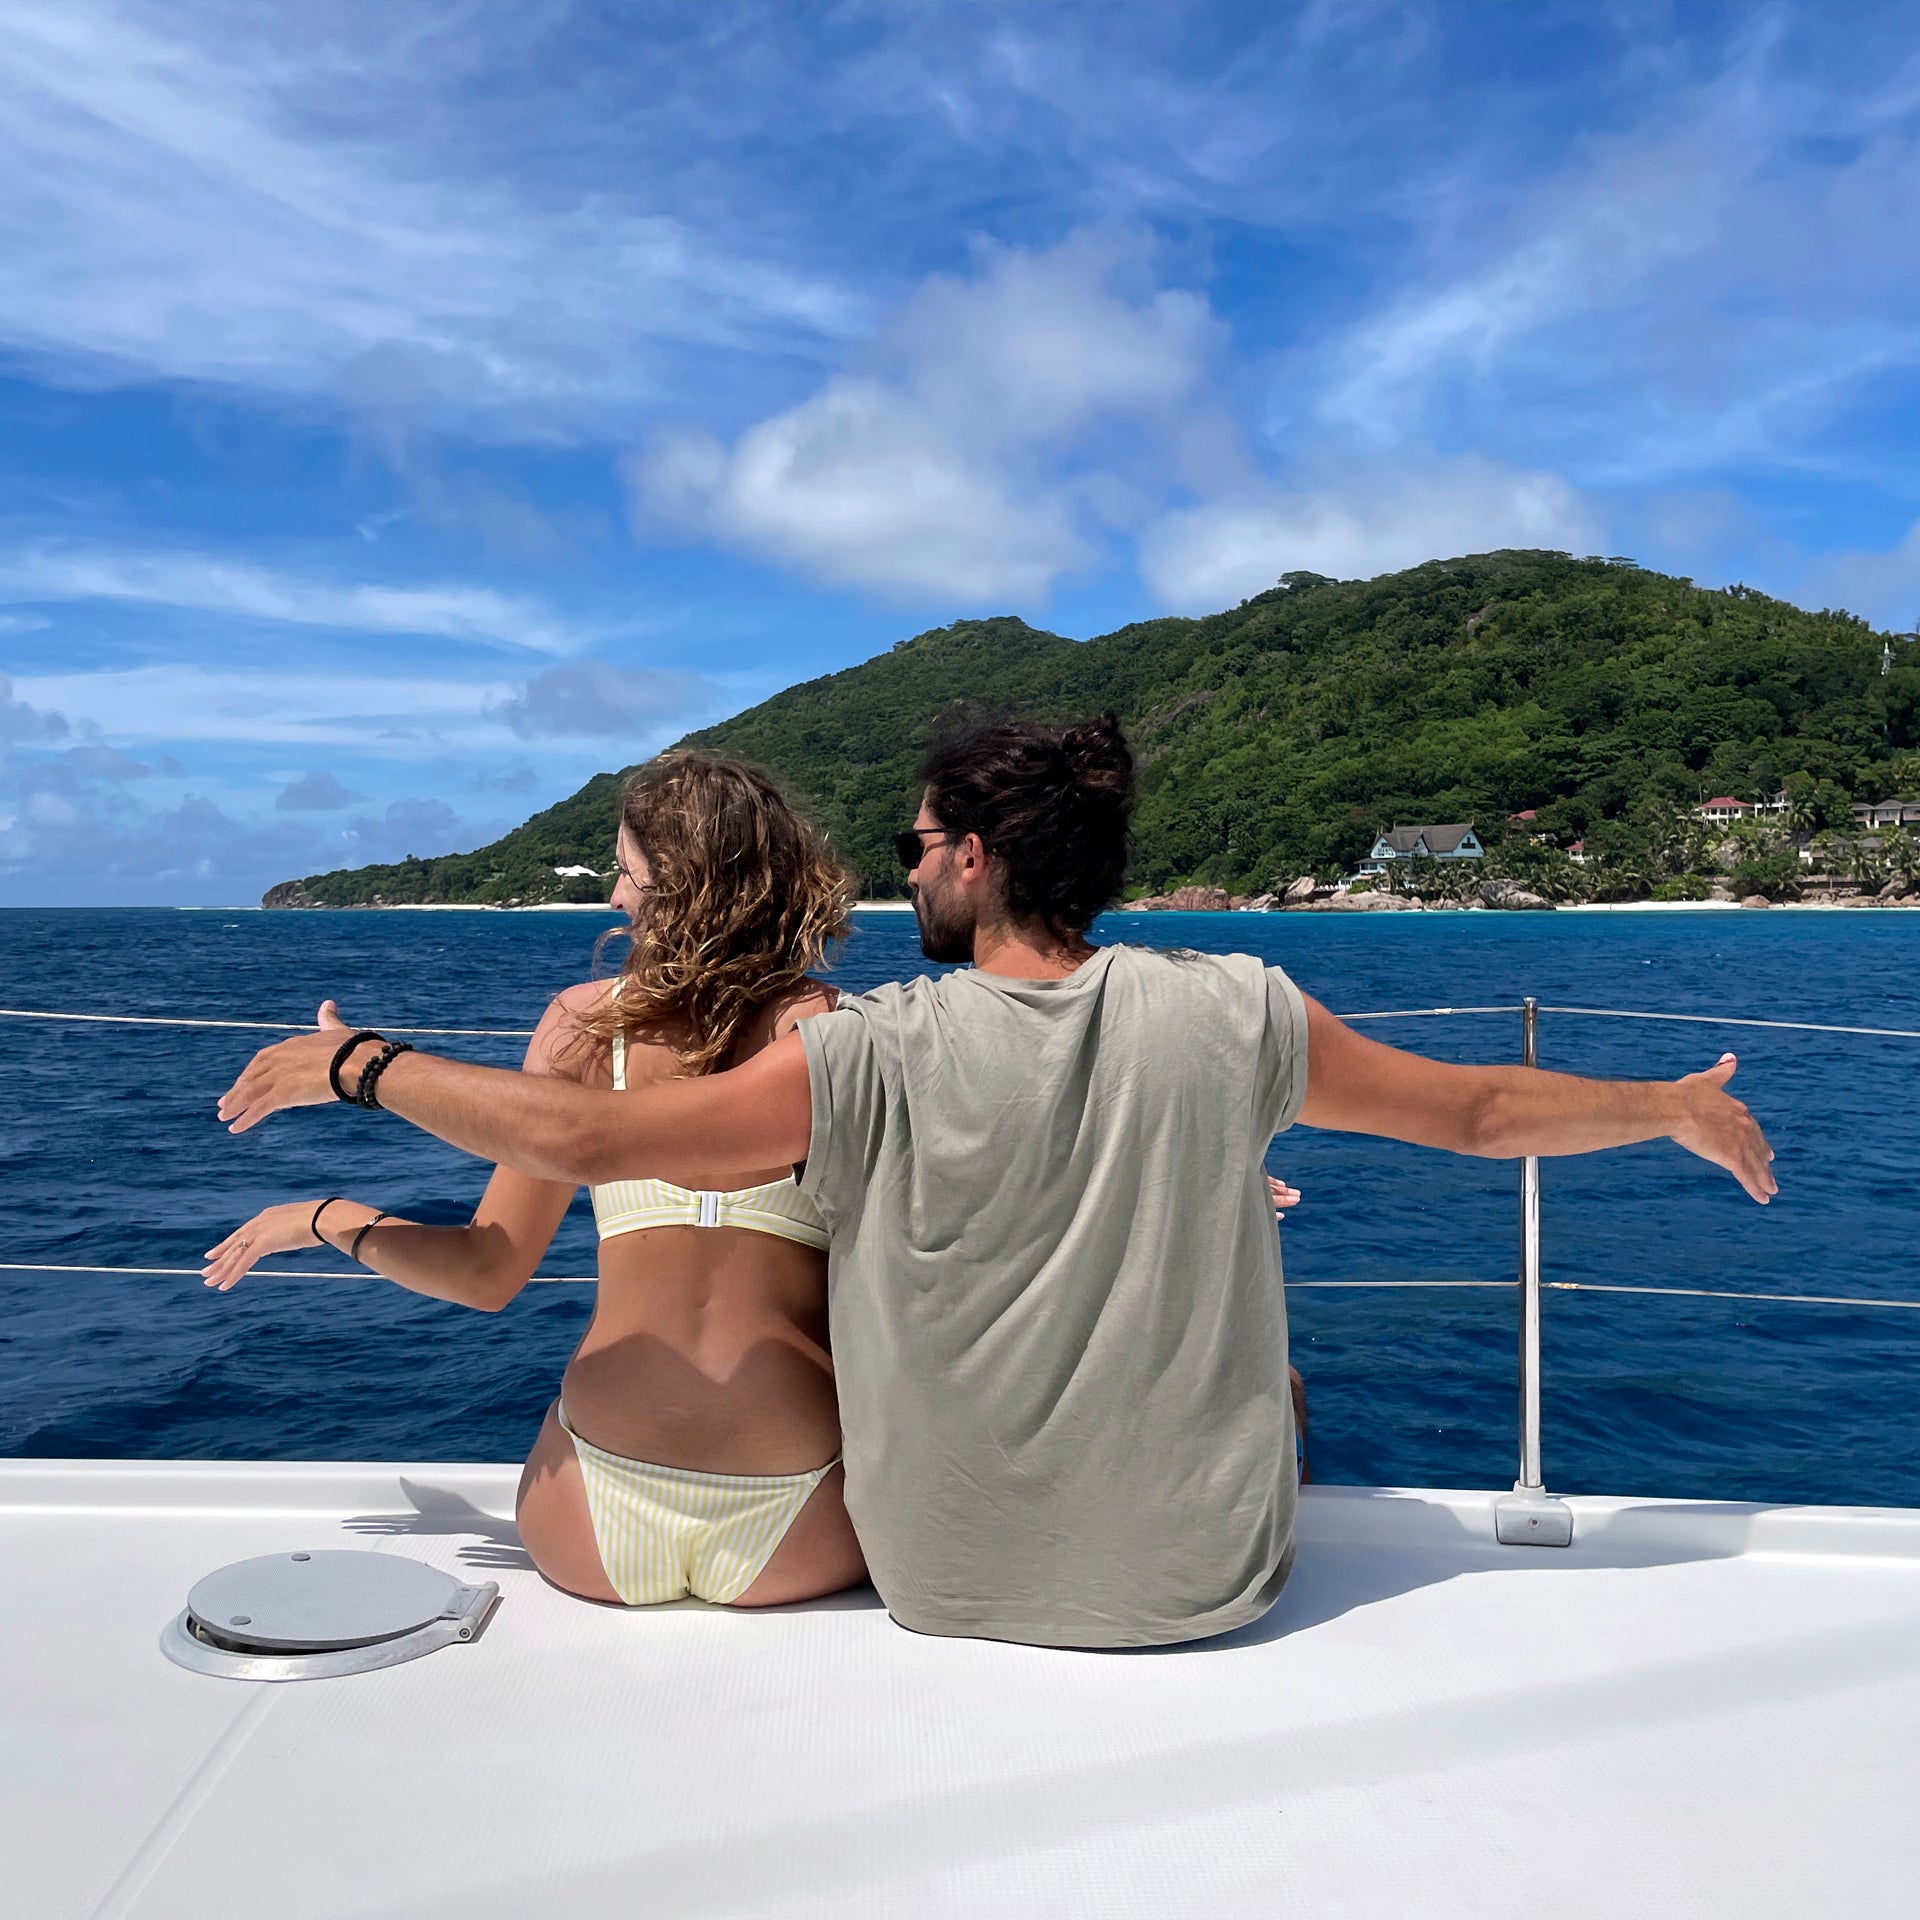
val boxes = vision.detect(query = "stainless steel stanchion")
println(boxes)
[1495,997,1574,1546]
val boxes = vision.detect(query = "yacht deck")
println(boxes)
[7,1460,1919,1919]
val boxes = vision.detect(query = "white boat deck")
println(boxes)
[8,1461,1920,1919]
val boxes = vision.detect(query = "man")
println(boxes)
[220,713,1774,1649]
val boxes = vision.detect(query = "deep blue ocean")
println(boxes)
[4,905,1918,1508]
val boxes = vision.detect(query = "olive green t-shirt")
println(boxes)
[798,943,1310,1648]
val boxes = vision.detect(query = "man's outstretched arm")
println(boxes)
[217,1002,813,1187]
[1297,997,1777,1203]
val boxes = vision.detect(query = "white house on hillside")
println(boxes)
[1357,824,1485,876]
[1852,801,1920,830]
[1697,793,1787,824]
[1696,797,1750,824]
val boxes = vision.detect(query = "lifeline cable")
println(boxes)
[1538,1005,1920,1041]
[0,1008,535,1037]
[5,1260,1919,1311]
[7,1001,1920,1038]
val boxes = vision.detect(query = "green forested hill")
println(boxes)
[269,550,1920,906]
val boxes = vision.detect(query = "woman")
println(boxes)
[202,752,867,1610]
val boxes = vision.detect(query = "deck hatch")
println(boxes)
[162,1550,499,1681]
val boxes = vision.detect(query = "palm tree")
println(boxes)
[1881,824,1920,892]
[1846,834,1887,894]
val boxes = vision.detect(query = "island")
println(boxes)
[264,549,1920,911]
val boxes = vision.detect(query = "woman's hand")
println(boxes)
[202,1200,328,1291]
[1268,1175,1302,1222]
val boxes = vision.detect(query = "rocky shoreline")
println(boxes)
[1121,878,1920,913]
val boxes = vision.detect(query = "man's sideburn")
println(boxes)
[911,860,975,964]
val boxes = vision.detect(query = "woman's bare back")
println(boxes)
[515,975,863,1607]
[551,978,841,1473]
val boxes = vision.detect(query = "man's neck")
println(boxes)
[969,916,1098,980]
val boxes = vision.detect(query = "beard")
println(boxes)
[912,875,974,963]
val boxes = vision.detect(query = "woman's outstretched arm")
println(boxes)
[217,998,814,1187]
[201,1168,577,1310]
[204,989,600,1302]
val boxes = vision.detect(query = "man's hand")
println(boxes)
[219,1000,368,1134]
[1668,1053,1777,1204]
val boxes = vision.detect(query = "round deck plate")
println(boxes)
[186,1550,461,1651]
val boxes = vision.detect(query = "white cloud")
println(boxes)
[342,797,462,862]
[1138,457,1602,612]
[276,770,364,812]
[472,760,539,795]
[0,671,69,749]
[0,775,317,903]
[643,391,1083,602]
[0,2,861,430]
[634,234,1215,600]
[62,742,149,781]
[0,545,576,654]
[491,661,714,740]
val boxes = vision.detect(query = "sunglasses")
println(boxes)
[894,826,951,871]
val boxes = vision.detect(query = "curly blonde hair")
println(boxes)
[579,751,853,1076]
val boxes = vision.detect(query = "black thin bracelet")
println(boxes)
[353,1039,415,1109]
[309,1196,345,1245]
[329,1031,384,1103]
[348,1211,392,1265]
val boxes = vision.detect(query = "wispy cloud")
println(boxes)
[7,665,516,750]
[0,545,579,654]
[0,1,864,432]
[1307,25,1920,486]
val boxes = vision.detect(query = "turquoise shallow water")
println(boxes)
[2,905,1917,1506]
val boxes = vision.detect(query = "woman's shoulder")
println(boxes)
[551,977,620,1020]
[525,977,619,1080]
[768,978,842,1041]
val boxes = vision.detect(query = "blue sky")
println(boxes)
[4,0,1920,904]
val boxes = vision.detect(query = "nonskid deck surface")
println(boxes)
[6,1464,1919,1920]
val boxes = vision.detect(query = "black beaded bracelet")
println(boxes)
[309,1195,345,1245]
[348,1211,393,1265]
[329,1031,384,1103]
[353,1039,415,1109]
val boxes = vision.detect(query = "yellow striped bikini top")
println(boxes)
[588,1024,829,1250]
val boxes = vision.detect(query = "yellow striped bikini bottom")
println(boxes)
[558,1405,837,1606]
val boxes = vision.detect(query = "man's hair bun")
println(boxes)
[1059,712,1132,794]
